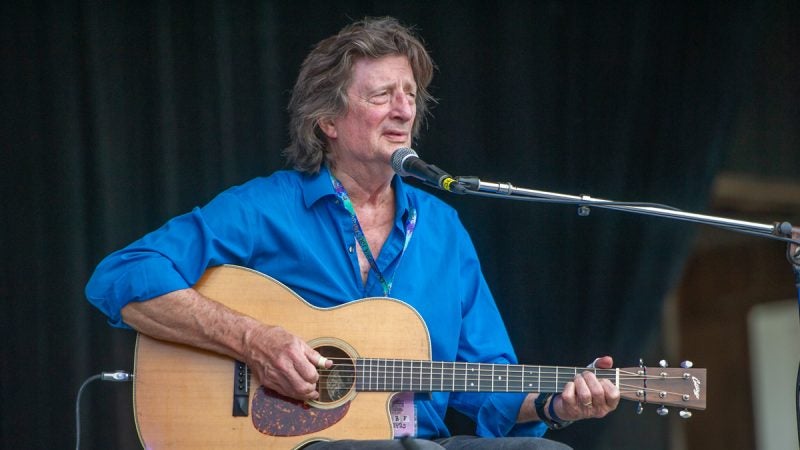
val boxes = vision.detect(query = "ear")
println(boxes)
[318,117,337,139]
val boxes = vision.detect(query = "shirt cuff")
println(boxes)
[89,257,191,328]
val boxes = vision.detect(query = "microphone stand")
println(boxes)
[455,175,800,441]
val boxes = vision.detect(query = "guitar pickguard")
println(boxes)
[252,387,350,437]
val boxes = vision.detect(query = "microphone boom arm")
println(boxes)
[456,176,800,256]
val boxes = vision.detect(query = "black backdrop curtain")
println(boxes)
[2,1,754,448]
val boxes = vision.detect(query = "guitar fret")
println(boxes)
[378,358,384,391]
[411,360,415,391]
[385,359,391,391]
[356,359,361,391]
[508,365,520,392]
[429,363,436,391]
[537,366,541,393]
[377,358,383,391]
[369,358,374,391]
[417,360,422,392]
[413,360,418,391]
[410,360,414,391]
[399,359,404,391]
[401,360,406,391]
[406,360,411,391]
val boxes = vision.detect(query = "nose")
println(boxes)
[390,91,415,122]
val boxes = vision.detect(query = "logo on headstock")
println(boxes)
[692,376,701,399]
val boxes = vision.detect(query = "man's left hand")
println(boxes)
[553,355,620,421]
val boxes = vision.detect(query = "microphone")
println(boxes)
[391,148,466,194]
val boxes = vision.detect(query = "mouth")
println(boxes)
[383,130,410,143]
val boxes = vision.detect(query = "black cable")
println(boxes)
[75,371,133,450]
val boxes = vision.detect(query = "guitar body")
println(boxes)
[133,265,432,449]
[133,265,708,448]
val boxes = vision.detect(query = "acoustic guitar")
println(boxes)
[133,265,706,449]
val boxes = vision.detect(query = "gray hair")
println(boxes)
[284,17,435,173]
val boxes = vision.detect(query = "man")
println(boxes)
[86,17,619,449]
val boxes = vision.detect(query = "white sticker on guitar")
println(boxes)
[391,392,416,437]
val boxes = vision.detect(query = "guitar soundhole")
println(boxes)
[315,345,355,406]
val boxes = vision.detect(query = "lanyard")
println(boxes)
[329,171,417,296]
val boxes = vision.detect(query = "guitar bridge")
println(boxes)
[232,360,249,416]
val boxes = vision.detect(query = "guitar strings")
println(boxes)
[314,361,682,380]
[309,358,700,400]
[314,362,690,380]
[315,372,695,384]
[313,368,698,399]
[310,373,696,401]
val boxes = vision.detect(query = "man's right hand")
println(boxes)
[243,324,332,401]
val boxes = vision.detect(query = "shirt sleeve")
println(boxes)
[446,223,547,438]
[85,189,257,328]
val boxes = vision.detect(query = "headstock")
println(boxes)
[618,360,706,417]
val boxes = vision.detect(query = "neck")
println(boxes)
[331,163,395,208]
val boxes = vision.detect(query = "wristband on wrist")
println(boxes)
[534,393,573,430]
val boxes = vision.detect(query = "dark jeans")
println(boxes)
[305,435,572,449]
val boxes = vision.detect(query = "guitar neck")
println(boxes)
[354,358,616,393]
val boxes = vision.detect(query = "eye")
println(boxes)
[368,92,390,104]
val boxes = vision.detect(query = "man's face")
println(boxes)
[322,55,417,169]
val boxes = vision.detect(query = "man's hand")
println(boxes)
[553,355,620,421]
[243,324,332,401]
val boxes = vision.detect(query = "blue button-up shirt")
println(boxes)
[86,166,545,439]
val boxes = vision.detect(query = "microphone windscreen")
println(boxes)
[391,147,417,176]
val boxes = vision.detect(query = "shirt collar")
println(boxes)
[302,165,336,208]
[301,165,412,219]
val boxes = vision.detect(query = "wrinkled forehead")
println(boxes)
[346,55,417,92]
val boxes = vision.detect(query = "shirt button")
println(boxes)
[348,245,354,253]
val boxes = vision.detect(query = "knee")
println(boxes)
[400,438,446,450]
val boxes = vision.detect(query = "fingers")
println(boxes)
[307,351,332,370]
[245,325,326,402]
[591,355,614,369]
[263,355,320,401]
[555,370,620,421]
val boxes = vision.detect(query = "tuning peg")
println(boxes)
[636,402,643,415]
[680,360,693,369]
[659,359,669,368]
[679,409,692,419]
[656,405,669,416]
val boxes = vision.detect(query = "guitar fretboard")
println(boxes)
[354,358,618,393]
